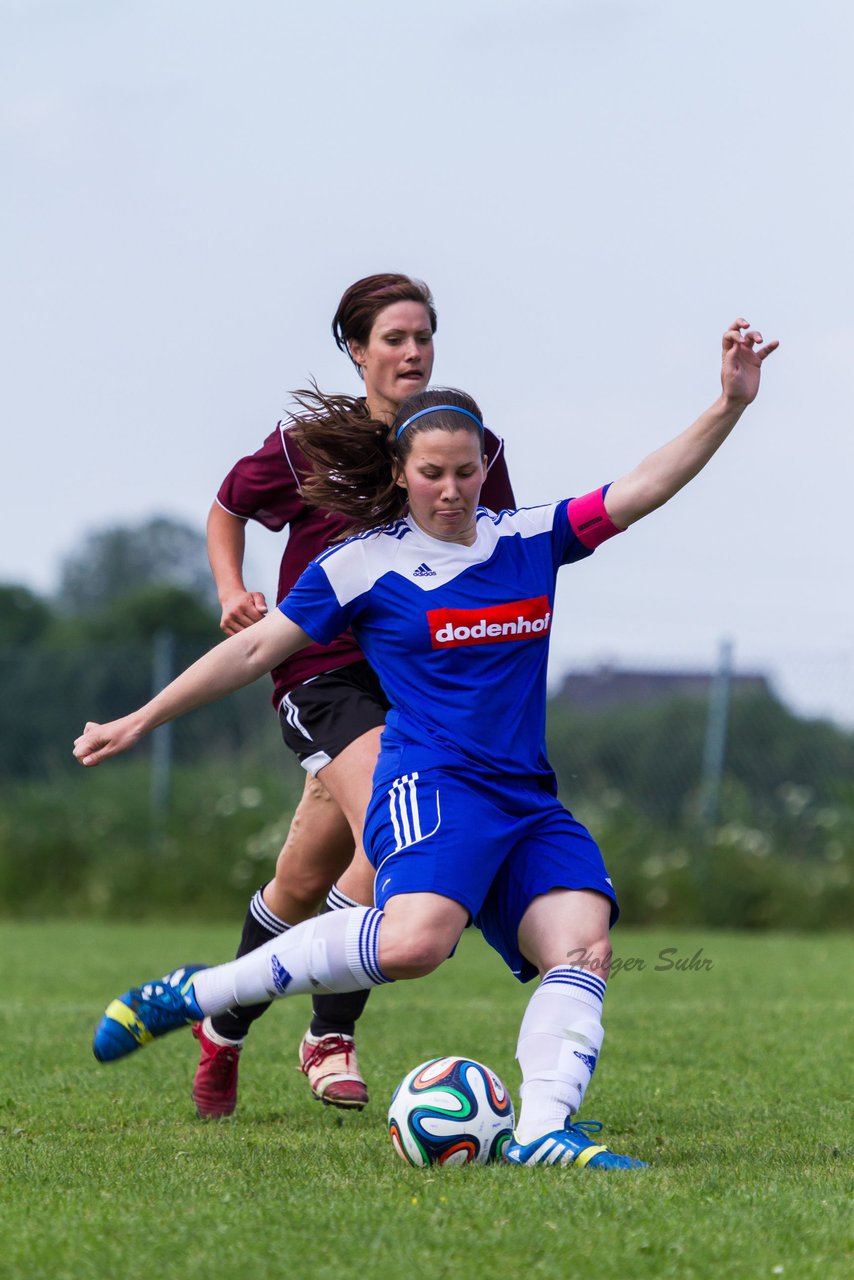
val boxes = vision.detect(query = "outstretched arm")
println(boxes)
[73,609,309,767]
[604,320,778,529]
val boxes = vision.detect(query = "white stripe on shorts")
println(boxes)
[386,772,441,852]
[280,692,311,741]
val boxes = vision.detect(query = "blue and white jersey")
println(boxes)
[279,490,622,786]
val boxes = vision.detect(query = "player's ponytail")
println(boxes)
[292,386,485,536]
[288,385,402,532]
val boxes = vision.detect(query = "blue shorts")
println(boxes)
[363,766,618,983]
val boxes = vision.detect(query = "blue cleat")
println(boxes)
[504,1119,648,1170]
[93,966,208,1062]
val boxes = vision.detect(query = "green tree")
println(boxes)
[81,583,220,645]
[57,516,217,615]
[547,687,854,830]
[0,584,53,645]
[0,520,272,782]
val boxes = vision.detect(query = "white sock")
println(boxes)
[192,906,390,1016]
[514,966,606,1144]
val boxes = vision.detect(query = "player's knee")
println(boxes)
[379,925,447,980]
[536,933,611,979]
[269,847,326,911]
[587,934,612,979]
[562,933,612,978]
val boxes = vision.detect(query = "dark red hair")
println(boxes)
[332,273,437,375]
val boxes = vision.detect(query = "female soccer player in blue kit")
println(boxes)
[75,319,777,1169]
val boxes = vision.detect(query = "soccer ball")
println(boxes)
[388,1056,515,1167]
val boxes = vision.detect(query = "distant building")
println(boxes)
[552,664,773,714]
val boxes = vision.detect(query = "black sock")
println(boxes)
[209,887,289,1042]
[310,988,371,1039]
[309,890,371,1038]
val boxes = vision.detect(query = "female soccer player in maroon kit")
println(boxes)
[196,274,514,1116]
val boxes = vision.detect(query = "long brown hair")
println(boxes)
[291,387,484,534]
[332,273,437,376]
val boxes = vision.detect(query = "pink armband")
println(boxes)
[567,486,623,549]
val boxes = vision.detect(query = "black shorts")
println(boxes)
[278,661,391,775]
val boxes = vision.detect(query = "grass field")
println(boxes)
[0,922,851,1280]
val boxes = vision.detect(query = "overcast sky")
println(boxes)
[3,0,853,724]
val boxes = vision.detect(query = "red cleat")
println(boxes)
[191,1021,242,1119]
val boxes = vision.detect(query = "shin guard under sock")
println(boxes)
[310,886,372,1038]
[210,887,290,1042]
[192,905,390,1017]
[514,966,606,1144]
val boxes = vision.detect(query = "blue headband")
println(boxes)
[395,404,484,439]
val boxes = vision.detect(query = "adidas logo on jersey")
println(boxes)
[413,562,437,577]
[427,595,552,649]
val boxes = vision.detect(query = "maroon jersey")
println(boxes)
[216,421,515,710]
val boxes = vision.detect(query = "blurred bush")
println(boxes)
[0,758,304,920]
[1,749,851,927]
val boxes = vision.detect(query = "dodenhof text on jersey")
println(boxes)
[427,596,552,649]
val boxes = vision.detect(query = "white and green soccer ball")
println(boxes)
[388,1055,515,1167]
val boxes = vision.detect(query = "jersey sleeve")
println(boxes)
[277,561,351,646]
[553,486,624,564]
[215,423,305,532]
[481,428,516,510]
[277,539,370,647]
